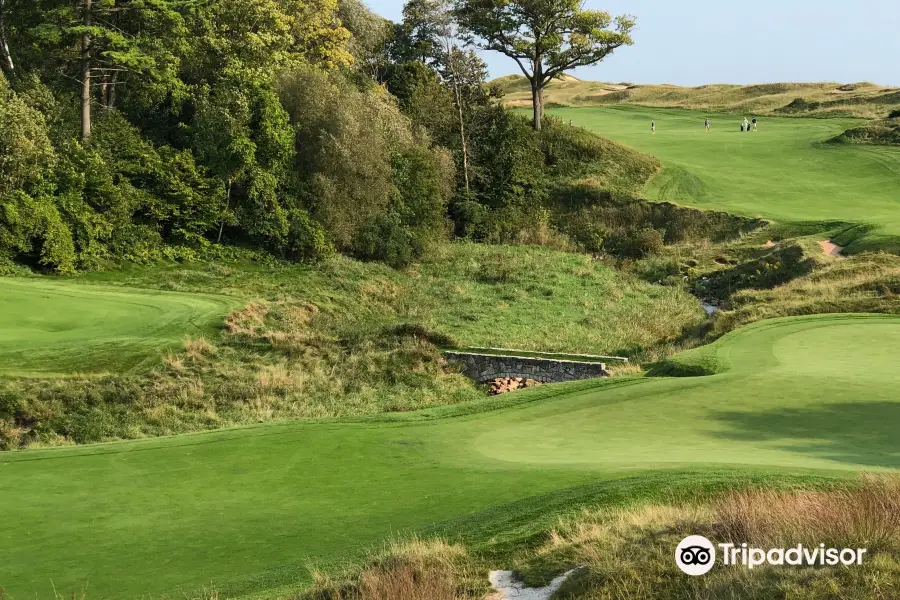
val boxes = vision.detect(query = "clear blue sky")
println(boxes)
[367,0,900,86]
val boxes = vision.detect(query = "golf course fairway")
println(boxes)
[2,314,898,598]
[548,106,900,248]
[0,278,236,376]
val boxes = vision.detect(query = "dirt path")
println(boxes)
[818,240,843,257]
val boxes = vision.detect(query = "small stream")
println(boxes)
[701,301,719,316]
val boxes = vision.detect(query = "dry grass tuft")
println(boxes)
[604,362,643,377]
[183,337,217,360]
[356,563,460,600]
[716,475,900,551]
[226,302,269,337]
[302,538,478,600]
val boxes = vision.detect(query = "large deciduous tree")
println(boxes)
[454,0,635,130]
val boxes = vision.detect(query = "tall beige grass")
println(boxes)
[716,475,900,551]
[302,538,479,600]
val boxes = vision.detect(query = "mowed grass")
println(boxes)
[0,278,237,376]
[546,106,900,251]
[1,314,899,598]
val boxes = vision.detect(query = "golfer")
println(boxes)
[651,119,656,134]
[705,118,711,131]
[752,117,758,131]
[743,117,749,131]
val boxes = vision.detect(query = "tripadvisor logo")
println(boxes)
[675,535,868,576]
[675,535,716,575]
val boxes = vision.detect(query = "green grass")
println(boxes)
[2,313,899,598]
[545,106,900,252]
[0,278,237,377]
[0,245,705,448]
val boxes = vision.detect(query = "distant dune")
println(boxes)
[492,75,900,119]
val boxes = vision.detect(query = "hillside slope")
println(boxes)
[494,75,900,118]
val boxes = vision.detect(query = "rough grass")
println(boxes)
[832,118,900,145]
[0,243,703,448]
[714,251,900,334]
[301,539,482,600]
[537,478,900,599]
[495,76,900,119]
[274,476,900,600]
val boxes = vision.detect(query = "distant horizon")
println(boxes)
[367,0,900,87]
[492,74,898,88]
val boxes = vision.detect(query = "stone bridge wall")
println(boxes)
[443,351,611,383]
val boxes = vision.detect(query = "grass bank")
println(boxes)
[0,243,704,448]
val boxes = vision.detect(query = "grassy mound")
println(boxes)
[0,278,237,376]
[495,76,900,118]
[2,314,899,598]
[0,244,704,448]
[832,118,900,145]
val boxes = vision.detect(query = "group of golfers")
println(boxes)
[650,117,758,134]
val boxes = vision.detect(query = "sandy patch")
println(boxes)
[818,240,842,257]
[486,569,578,600]
[763,240,777,248]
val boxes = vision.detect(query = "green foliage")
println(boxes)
[278,66,455,262]
[605,226,665,258]
[455,0,635,128]
[384,60,458,141]
[557,192,761,257]
[0,76,75,271]
[0,0,654,273]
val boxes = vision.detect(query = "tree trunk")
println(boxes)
[0,0,14,75]
[531,79,543,131]
[108,70,118,109]
[81,0,92,141]
[444,39,470,194]
[217,178,232,244]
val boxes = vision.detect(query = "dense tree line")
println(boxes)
[0,0,634,272]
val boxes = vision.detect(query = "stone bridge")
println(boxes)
[443,350,621,384]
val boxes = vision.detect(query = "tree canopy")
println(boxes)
[0,0,637,274]
[454,0,635,129]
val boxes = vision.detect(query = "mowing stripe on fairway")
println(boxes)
[1,314,898,599]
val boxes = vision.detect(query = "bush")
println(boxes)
[605,227,665,258]
[285,209,333,262]
[355,213,422,268]
[449,198,489,238]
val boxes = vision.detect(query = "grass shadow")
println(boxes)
[711,401,900,469]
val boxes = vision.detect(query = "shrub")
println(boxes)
[285,209,333,262]
[605,226,665,258]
